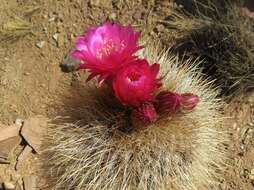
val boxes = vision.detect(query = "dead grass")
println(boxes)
[166,1,254,98]
[0,16,33,44]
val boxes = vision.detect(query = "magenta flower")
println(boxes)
[133,103,157,123]
[156,91,199,114]
[71,22,142,84]
[112,59,160,107]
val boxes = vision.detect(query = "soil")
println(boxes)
[0,0,253,189]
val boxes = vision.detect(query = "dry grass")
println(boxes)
[167,1,254,98]
[0,16,33,44]
[43,41,228,190]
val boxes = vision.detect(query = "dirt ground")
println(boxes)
[0,0,253,189]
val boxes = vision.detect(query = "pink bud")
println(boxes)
[180,93,199,111]
[134,103,157,123]
[156,91,182,114]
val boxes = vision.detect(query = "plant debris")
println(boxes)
[166,1,254,98]
[0,17,33,44]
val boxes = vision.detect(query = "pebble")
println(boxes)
[11,173,21,182]
[89,0,112,8]
[36,41,45,49]
[52,33,59,41]
[240,169,249,178]
[109,13,117,21]
[156,24,165,33]
[250,169,254,180]
[48,16,56,22]
[57,34,65,47]
[57,13,64,22]
[3,181,15,190]
[15,118,24,127]
[248,122,254,127]
[133,11,142,20]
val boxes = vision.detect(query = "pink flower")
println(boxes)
[71,22,142,84]
[134,103,157,123]
[113,59,160,107]
[156,91,199,114]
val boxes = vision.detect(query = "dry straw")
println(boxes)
[44,42,228,190]
[0,16,33,44]
[168,0,254,98]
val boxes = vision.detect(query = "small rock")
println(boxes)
[57,13,64,22]
[89,0,112,8]
[0,136,21,161]
[3,181,15,190]
[133,11,142,20]
[156,24,165,33]
[40,83,46,88]
[0,124,21,142]
[232,123,237,130]
[23,176,37,190]
[21,117,47,154]
[109,13,117,21]
[52,33,59,41]
[70,33,76,40]
[57,34,65,47]
[248,122,254,127]
[15,118,24,127]
[15,182,23,190]
[240,169,249,178]
[56,25,64,33]
[250,169,254,180]
[48,16,56,22]
[15,145,33,170]
[11,173,21,182]
[36,41,45,49]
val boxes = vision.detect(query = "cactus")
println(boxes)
[44,42,228,190]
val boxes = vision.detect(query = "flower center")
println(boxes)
[127,72,141,82]
[96,39,126,59]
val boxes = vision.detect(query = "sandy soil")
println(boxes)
[0,0,253,189]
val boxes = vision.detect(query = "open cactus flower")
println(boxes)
[47,22,227,190]
[71,22,143,84]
